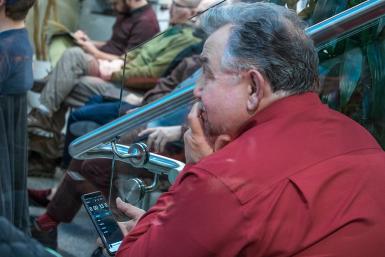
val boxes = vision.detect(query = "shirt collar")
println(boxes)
[241,92,322,132]
[129,4,150,15]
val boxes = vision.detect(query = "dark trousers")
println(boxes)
[46,159,112,223]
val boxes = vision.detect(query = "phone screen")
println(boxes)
[83,192,124,254]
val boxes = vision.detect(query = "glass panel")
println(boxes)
[317,16,385,146]
[88,0,223,214]
[100,0,385,215]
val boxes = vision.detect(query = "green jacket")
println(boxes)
[111,24,201,90]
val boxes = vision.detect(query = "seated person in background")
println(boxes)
[111,3,385,257]
[72,0,159,62]
[29,0,202,134]
[28,0,159,132]
[59,55,201,168]
[29,63,201,247]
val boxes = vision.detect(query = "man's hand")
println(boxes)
[73,30,102,57]
[98,59,124,81]
[184,102,231,164]
[138,126,182,153]
[72,30,90,42]
[116,197,145,236]
[95,198,144,255]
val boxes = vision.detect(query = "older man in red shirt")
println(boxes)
[114,2,385,257]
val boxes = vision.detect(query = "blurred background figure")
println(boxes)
[0,0,35,234]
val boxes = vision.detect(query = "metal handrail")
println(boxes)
[70,0,385,159]
[82,142,184,183]
[308,0,385,49]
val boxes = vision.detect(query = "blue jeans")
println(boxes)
[62,96,137,168]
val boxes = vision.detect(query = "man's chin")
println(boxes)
[203,124,219,148]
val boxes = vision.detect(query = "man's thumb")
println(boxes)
[116,197,144,218]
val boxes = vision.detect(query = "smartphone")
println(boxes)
[81,191,124,256]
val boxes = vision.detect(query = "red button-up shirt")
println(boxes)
[117,93,385,257]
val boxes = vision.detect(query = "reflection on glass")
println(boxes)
[318,16,385,148]
[95,0,385,213]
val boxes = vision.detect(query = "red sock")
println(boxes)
[35,213,59,231]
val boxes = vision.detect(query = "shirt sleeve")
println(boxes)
[112,48,180,89]
[116,168,247,257]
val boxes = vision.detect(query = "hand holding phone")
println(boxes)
[82,192,124,256]
[115,197,145,236]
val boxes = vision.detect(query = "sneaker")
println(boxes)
[30,216,58,250]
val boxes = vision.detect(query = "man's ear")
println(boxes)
[247,70,264,113]
[0,0,5,7]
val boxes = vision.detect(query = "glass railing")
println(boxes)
[70,0,385,159]
[67,0,385,209]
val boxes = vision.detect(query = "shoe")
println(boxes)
[28,188,51,207]
[30,216,58,250]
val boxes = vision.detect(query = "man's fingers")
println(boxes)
[75,30,88,41]
[96,237,104,248]
[117,221,135,236]
[154,133,163,152]
[117,222,127,236]
[76,39,85,46]
[159,138,167,153]
[138,128,155,137]
[146,131,158,150]
[116,197,145,219]
[187,102,205,136]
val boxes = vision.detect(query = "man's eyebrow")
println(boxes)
[199,55,215,76]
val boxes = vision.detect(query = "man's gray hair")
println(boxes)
[200,2,320,94]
